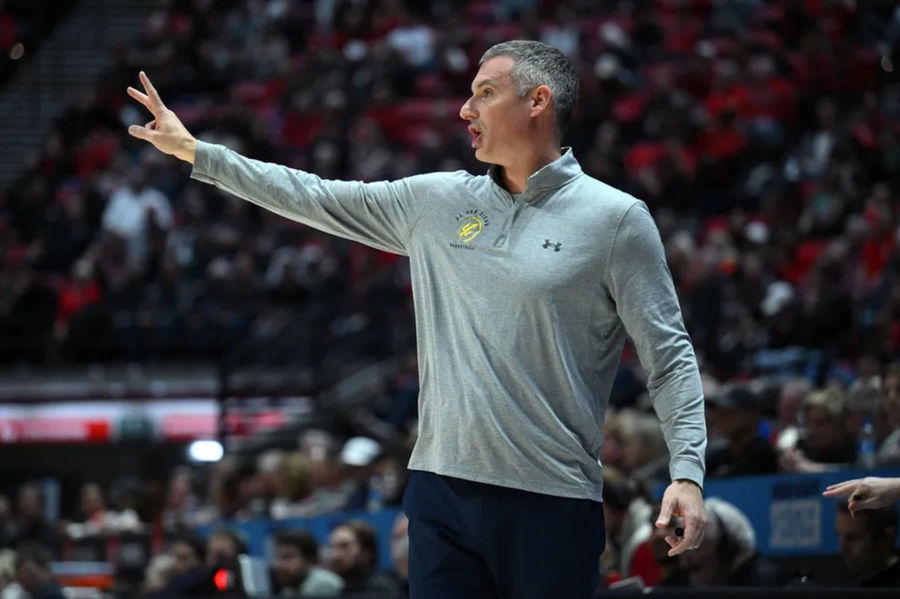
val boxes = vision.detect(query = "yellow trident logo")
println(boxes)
[457,215,484,243]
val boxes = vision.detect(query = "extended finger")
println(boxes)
[128,124,158,142]
[139,71,166,110]
[823,480,860,497]
[656,496,675,528]
[145,119,156,129]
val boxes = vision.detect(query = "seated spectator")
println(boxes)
[101,167,173,270]
[272,529,342,597]
[205,527,245,567]
[835,498,900,586]
[779,387,856,473]
[327,520,400,596]
[706,386,777,477]
[10,486,59,558]
[679,498,781,587]
[14,543,63,599]
[145,535,215,599]
[169,535,205,580]
[773,379,811,452]
[877,364,900,466]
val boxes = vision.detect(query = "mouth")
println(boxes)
[468,125,482,148]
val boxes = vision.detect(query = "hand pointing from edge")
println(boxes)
[126,71,197,164]
[823,477,900,516]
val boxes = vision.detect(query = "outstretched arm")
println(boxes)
[126,72,431,254]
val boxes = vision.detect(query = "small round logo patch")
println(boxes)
[457,215,484,243]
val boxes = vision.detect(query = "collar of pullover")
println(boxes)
[487,147,583,203]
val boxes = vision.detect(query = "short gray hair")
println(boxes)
[479,40,579,138]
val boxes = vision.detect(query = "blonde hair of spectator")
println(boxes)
[803,387,848,419]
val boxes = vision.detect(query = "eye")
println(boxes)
[481,88,492,97]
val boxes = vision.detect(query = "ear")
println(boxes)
[529,84,553,118]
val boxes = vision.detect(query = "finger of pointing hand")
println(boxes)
[664,535,679,549]
[656,497,674,528]
[139,71,165,109]
[127,86,152,111]
[128,125,157,142]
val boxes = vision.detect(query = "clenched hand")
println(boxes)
[126,71,197,164]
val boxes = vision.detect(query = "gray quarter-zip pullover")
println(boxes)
[191,141,706,501]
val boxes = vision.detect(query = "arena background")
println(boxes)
[0,0,899,597]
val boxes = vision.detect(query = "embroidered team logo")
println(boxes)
[454,209,490,244]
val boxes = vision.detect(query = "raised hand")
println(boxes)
[126,71,197,164]
[823,477,900,515]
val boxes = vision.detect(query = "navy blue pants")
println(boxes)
[402,470,605,599]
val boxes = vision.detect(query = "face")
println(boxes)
[18,487,42,520]
[170,541,200,577]
[835,511,889,579]
[274,544,309,587]
[459,56,534,166]
[804,407,844,456]
[81,484,104,516]
[328,526,365,576]
[206,533,239,566]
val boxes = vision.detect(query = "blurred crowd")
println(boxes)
[1,0,900,595]
[0,1,75,86]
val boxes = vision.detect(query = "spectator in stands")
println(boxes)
[834,499,900,586]
[773,379,811,452]
[10,486,58,558]
[205,527,245,567]
[877,364,900,466]
[14,543,63,599]
[327,521,399,596]
[0,497,15,549]
[101,167,173,270]
[271,529,342,597]
[679,498,781,587]
[706,386,777,477]
[169,535,205,580]
[144,535,215,599]
[779,387,856,473]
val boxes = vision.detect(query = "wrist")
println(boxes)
[674,478,702,491]
[179,136,197,164]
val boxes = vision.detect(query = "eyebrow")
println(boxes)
[471,79,498,93]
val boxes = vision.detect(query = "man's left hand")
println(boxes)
[655,479,708,556]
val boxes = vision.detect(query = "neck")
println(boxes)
[498,144,562,194]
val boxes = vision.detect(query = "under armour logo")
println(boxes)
[542,240,562,252]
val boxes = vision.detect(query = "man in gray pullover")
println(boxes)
[128,40,708,599]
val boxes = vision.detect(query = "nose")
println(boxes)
[459,98,476,121]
